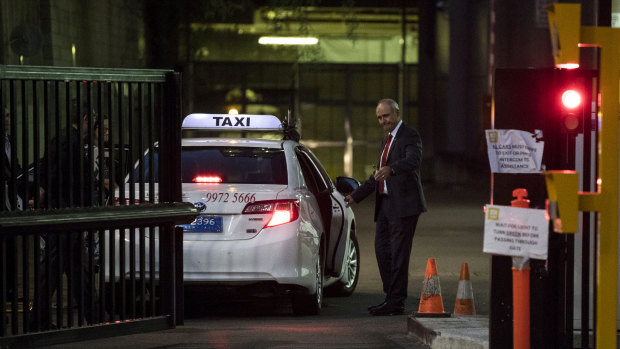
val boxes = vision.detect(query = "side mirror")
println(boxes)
[335,176,360,195]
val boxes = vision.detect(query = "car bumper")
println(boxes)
[183,223,317,289]
[104,222,320,292]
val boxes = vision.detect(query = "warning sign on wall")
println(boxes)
[486,129,544,174]
[483,204,549,260]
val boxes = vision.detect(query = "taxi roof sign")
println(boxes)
[182,113,283,131]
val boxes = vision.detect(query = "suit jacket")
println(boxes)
[351,123,427,221]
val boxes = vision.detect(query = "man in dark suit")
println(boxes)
[345,98,426,316]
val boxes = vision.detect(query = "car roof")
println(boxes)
[181,138,289,148]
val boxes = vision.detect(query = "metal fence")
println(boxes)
[0,65,191,347]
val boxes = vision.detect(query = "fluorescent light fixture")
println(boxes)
[258,36,319,45]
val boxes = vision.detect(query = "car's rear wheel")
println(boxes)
[325,232,360,297]
[291,252,323,315]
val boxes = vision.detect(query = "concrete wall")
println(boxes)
[1,0,45,65]
[1,0,145,67]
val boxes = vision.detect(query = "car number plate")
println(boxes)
[180,215,223,233]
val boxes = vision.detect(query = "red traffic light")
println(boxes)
[561,89,582,109]
[560,89,583,132]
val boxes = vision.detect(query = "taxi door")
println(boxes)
[296,147,346,276]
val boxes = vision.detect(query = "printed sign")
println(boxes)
[486,129,544,173]
[483,204,549,260]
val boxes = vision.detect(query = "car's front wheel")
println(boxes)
[291,252,323,315]
[325,232,360,297]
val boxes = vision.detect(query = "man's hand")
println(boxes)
[28,187,45,210]
[344,195,355,207]
[374,165,391,181]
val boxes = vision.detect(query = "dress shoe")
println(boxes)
[367,301,387,311]
[369,302,405,316]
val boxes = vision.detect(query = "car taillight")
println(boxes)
[242,199,300,227]
[193,176,222,183]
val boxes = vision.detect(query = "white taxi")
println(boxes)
[109,114,360,315]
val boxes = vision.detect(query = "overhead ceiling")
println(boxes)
[193,5,418,38]
[187,2,420,63]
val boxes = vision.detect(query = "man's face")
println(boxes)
[376,103,400,133]
[81,115,89,139]
[96,119,109,143]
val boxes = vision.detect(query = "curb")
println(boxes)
[407,315,489,349]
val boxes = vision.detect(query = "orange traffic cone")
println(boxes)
[453,262,476,316]
[414,258,450,317]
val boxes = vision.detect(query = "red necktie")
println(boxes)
[378,134,392,194]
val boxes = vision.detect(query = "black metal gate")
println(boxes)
[0,65,192,347]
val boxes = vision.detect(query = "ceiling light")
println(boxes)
[258,36,319,45]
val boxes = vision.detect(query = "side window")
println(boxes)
[302,148,334,191]
[296,148,327,195]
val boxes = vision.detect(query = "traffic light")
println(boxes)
[560,88,582,132]
[556,70,585,134]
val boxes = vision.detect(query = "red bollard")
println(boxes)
[511,188,530,349]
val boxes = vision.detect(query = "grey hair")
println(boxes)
[377,98,400,112]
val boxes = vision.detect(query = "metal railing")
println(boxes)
[0,204,196,347]
[0,65,186,347]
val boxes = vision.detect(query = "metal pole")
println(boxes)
[511,189,530,349]
[581,26,620,349]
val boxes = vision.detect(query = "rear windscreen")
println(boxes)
[181,146,288,184]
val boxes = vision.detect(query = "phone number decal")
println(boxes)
[204,192,256,203]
